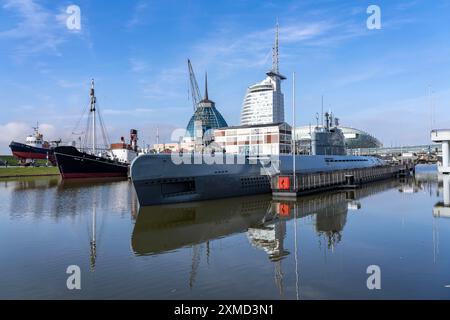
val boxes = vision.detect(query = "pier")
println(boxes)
[272,164,414,199]
[431,129,450,174]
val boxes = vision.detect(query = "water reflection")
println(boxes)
[5,177,60,220]
[134,180,402,256]
[3,166,450,299]
[434,174,450,218]
[132,195,272,255]
[133,179,403,295]
[399,168,437,195]
[1,177,139,276]
[90,205,97,271]
[5,177,137,220]
[57,179,138,218]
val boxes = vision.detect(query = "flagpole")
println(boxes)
[292,72,296,192]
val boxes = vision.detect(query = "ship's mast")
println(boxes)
[321,95,324,129]
[90,204,97,270]
[90,79,97,154]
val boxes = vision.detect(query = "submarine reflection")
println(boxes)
[132,179,402,257]
[132,194,272,255]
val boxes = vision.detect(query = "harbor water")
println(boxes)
[1,165,450,299]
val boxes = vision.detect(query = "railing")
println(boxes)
[348,144,441,156]
[272,164,410,195]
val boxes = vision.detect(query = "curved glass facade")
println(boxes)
[186,102,228,137]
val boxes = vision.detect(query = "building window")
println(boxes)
[225,130,237,136]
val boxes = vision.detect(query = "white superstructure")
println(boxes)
[431,129,450,174]
[25,125,48,149]
[240,23,286,126]
[110,129,139,164]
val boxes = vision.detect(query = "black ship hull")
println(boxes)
[9,141,55,163]
[54,146,129,179]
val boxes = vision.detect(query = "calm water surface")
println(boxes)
[1,165,450,299]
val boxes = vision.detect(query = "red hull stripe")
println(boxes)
[12,151,52,160]
[61,172,128,179]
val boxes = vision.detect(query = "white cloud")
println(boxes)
[189,19,368,75]
[138,66,186,100]
[0,0,90,60]
[127,1,149,29]
[1,0,62,58]
[0,122,29,146]
[103,106,185,116]
[129,58,151,73]
[333,66,405,88]
[57,79,83,88]
[0,121,57,152]
[280,23,332,42]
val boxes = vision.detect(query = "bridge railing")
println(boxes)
[348,144,441,156]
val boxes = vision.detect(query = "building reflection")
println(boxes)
[424,171,447,263]
[247,212,289,297]
[433,174,450,218]
[400,168,438,195]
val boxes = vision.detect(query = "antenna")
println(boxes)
[267,20,286,80]
[204,72,209,101]
[156,127,160,151]
[321,95,324,128]
[272,21,280,74]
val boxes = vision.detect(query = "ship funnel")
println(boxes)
[130,129,138,152]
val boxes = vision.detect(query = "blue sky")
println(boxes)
[0,0,449,152]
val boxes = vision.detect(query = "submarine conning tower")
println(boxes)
[311,112,346,156]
